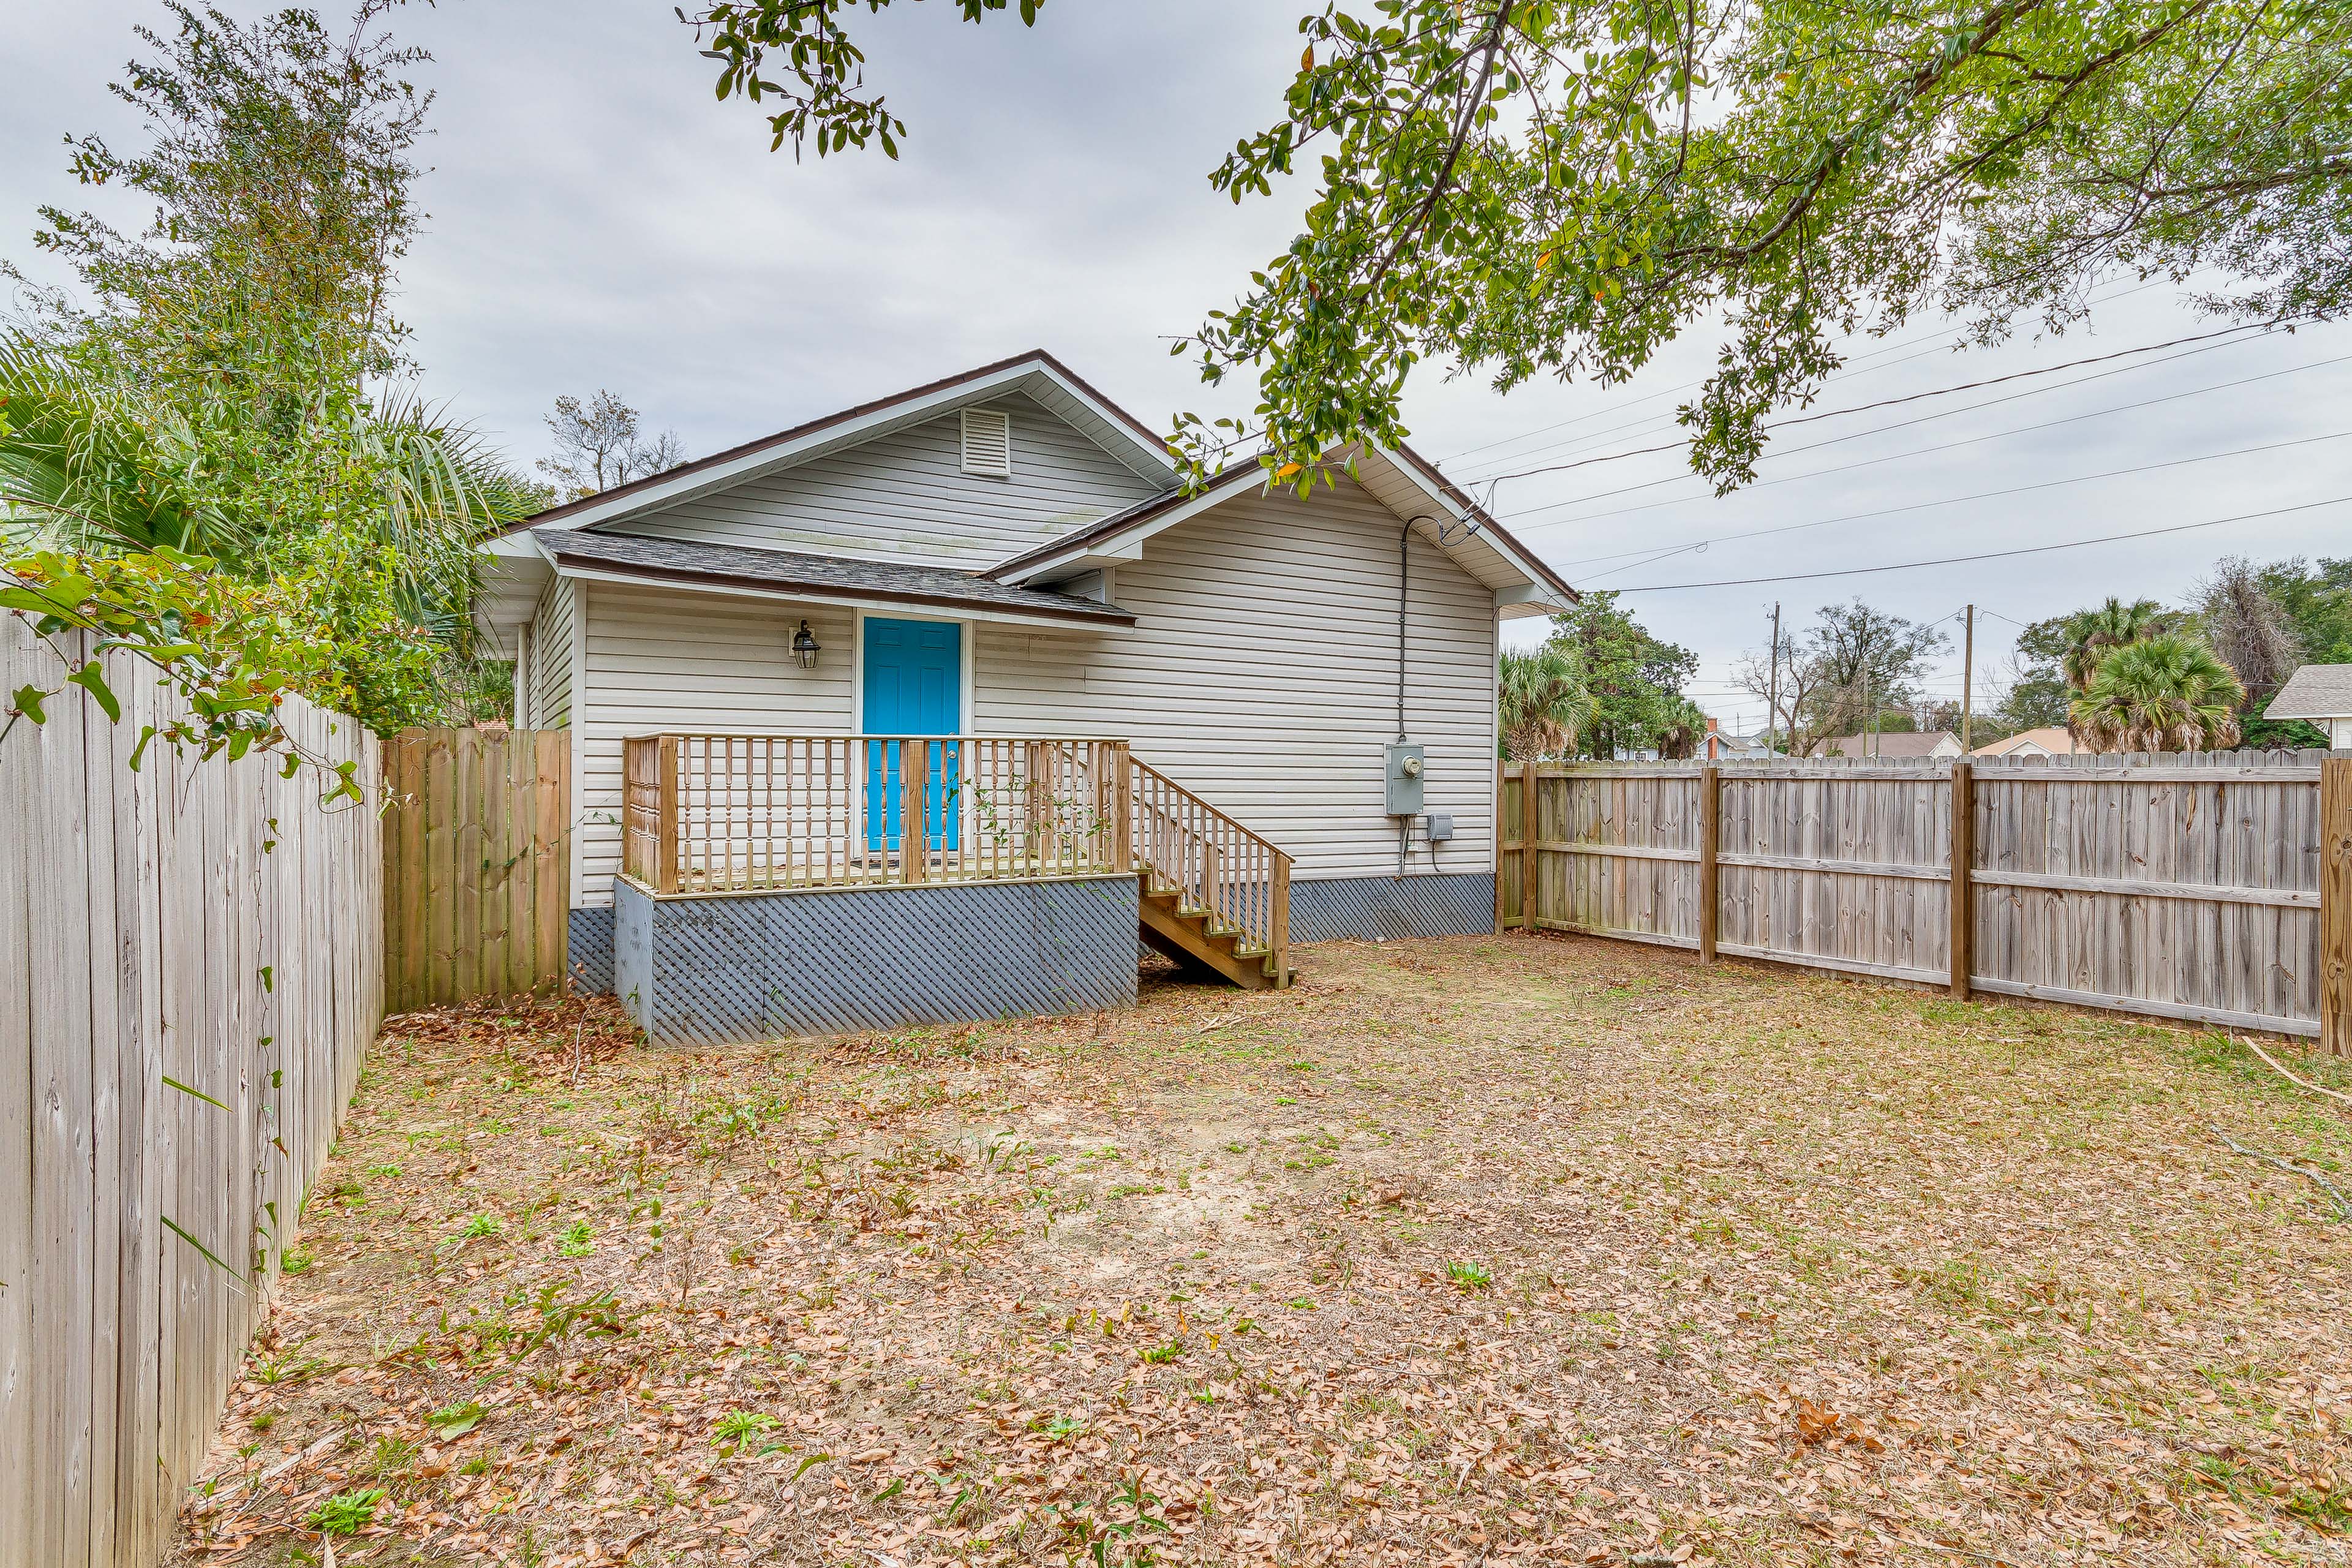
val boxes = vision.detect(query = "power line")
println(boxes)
[1437,271,2198,469]
[1610,496,2352,593]
[1556,429,2352,580]
[1477,325,2280,488]
[1506,349,2352,528]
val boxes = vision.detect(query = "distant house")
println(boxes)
[1809,731,1962,760]
[2265,665,2352,747]
[1696,718,1774,761]
[1972,726,2078,759]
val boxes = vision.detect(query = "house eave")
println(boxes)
[494,351,1178,539]
[548,559,1137,631]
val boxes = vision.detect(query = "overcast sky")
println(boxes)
[10,0,2351,734]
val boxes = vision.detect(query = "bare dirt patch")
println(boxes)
[170,933,2352,1566]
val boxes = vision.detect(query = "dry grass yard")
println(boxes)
[169,933,2352,1568]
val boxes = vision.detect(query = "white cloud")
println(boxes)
[8,0,2349,729]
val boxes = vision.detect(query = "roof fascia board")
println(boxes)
[549,361,1053,533]
[548,560,1134,631]
[1360,443,1575,608]
[994,469,1261,583]
[1023,360,1180,483]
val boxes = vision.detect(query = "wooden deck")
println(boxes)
[622,733,1293,987]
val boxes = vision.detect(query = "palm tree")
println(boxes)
[1499,644,1596,761]
[2062,597,2165,691]
[1652,696,1709,760]
[2068,635,2246,752]
[0,331,239,557]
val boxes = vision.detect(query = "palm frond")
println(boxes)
[0,331,242,558]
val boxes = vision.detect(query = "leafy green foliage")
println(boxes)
[306,1487,385,1536]
[710,1409,782,1450]
[1446,1259,1493,1291]
[686,0,1043,159]
[1,548,366,801]
[1497,642,1594,760]
[1540,590,1698,758]
[2070,633,2246,752]
[1169,0,2352,488]
[2062,598,2171,692]
[1,4,535,741]
[424,1400,486,1440]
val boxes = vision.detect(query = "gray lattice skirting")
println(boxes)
[569,907,616,995]
[1287,873,1495,943]
[611,875,1140,1046]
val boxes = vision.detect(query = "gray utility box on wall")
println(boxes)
[1384,741,1425,816]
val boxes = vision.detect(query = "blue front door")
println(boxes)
[862,617,962,853]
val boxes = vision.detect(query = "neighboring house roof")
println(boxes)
[2266,664,2352,720]
[1973,726,2078,756]
[538,529,1137,627]
[1809,731,1959,758]
[495,350,1178,538]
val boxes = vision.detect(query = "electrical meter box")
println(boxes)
[1384,742,1425,816]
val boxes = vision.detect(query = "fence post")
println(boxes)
[1698,763,1721,963]
[2324,758,2351,1056]
[655,734,679,894]
[1494,761,1510,932]
[1521,760,1539,933]
[1950,760,1975,1000]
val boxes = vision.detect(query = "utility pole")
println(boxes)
[1767,601,1782,756]
[1960,604,1976,754]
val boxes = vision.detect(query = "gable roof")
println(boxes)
[984,441,1578,614]
[2267,664,2352,720]
[538,529,1136,627]
[1973,726,2078,756]
[496,350,1177,537]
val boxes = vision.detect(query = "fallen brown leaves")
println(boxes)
[169,938,2352,1567]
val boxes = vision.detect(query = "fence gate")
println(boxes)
[383,728,569,1011]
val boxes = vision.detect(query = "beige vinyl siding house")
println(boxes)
[973,485,1498,878]
[475,350,1574,990]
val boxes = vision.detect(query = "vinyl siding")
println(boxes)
[613,393,1167,570]
[975,480,1498,879]
[566,480,1499,905]
[574,584,855,907]
[530,574,577,728]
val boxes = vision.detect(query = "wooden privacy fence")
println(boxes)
[1499,751,2352,1050]
[382,728,568,1011]
[1,617,382,1568]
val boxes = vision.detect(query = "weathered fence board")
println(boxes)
[1,616,380,1568]
[382,728,569,1011]
[1502,751,2352,1046]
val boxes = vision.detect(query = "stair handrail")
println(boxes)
[1129,758,1291,986]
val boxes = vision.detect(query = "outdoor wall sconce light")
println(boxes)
[792,620,821,669]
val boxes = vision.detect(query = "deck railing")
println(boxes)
[1131,758,1291,985]
[621,733,1290,986]
[623,734,1132,895]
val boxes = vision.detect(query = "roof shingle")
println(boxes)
[536,529,1136,626]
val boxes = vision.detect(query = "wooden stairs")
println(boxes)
[1130,759,1292,989]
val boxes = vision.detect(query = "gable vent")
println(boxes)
[960,408,1013,477]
